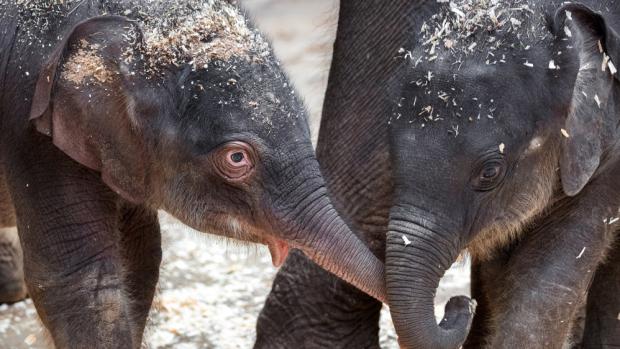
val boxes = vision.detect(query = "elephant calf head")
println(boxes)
[385,2,620,348]
[28,2,385,302]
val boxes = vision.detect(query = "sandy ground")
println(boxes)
[0,1,470,348]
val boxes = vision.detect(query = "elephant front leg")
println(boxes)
[21,223,135,348]
[13,163,137,348]
[486,201,617,349]
[118,203,162,345]
[0,226,27,303]
[464,250,511,349]
[0,168,26,303]
[582,236,620,349]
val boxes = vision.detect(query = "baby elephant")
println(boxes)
[0,1,385,348]
[384,1,620,348]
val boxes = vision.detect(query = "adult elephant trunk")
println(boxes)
[385,206,475,349]
[284,184,386,303]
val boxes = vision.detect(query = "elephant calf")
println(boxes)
[384,1,620,349]
[0,1,386,348]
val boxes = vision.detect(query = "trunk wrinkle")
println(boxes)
[390,220,455,268]
[392,210,459,250]
[294,195,386,302]
[386,216,474,349]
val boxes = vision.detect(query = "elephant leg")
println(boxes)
[485,199,615,349]
[118,203,162,345]
[464,249,511,348]
[255,250,382,349]
[0,226,26,303]
[582,235,620,349]
[0,167,26,303]
[9,146,136,348]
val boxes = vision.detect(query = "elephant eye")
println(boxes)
[230,152,244,163]
[473,160,505,191]
[213,141,255,181]
[481,166,499,179]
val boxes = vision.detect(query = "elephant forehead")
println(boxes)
[391,48,557,132]
[137,0,270,70]
[19,0,271,73]
[392,66,506,126]
[414,0,550,60]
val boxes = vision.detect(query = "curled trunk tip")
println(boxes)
[393,295,476,349]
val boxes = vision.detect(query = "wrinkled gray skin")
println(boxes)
[258,1,619,349]
[0,0,386,347]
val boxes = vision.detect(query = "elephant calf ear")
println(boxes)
[30,16,150,204]
[555,4,619,196]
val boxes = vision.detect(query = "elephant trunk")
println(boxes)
[286,185,386,303]
[385,209,475,349]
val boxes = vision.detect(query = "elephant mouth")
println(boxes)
[266,238,289,267]
[215,214,290,267]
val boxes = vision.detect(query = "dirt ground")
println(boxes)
[0,1,470,348]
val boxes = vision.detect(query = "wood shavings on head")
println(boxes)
[15,0,272,76]
[416,0,549,63]
[137,0,270,71]
[61,40,114,85]
[15,0,81,12]
[12,0,85,49]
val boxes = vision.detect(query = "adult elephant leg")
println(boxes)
[118,203,162,345]
[255,250,382,349]
[9,135,135,349]
[582,235,620,349]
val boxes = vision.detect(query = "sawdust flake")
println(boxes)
[61,40,114,85]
